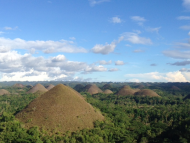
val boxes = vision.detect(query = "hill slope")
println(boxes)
[27,83,48,94]
[83,84,103,95]
[16,84,104,133]
[0,89,10,96]
[117,85,136,96]
[46,84,55,90]
[134,89,160,97]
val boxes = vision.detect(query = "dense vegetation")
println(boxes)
[0,84,190,142]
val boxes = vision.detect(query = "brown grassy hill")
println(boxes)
[134,89,160,97]
[46,84,55,90]
[135,85,145,89]
[117,85,136,96]
[73,84,85,92]
[170,86,180,90]
[16,84,104,133]
[12,83,25,88]
[102,84,112,90]
[104,89,113,94]
[0,89,10,96]
[27,83,48,94]
[83,84,103,95]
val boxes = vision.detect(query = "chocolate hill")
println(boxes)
[170,86,180,90]
[0,89,10,96]
[12,83,25,88]
[102,83,112,90]
[104,89,113,94]
[16,84,104,133]
[46,84,55,90]
[134,89,160,97]
[83,84,103,95]
[27,83,48,94]
[117,85,136,96]
[73,84,85,92]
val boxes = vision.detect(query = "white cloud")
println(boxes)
[0,50,108,81]
[111,17,122,23]
[3,26,18,30]
[115,60,125,65]
[177,16,190,20]
[131,16,146,22]
[180,25,190,30]
[163,50,190,59]
[125,71,189,82]
[133,49,144,53]
[91,41,117,54]
[0,31,4,35]
[99,60,112,65]
[146,27,161,33]
[69,37,76,40]
[0,37,87,54]
[84,65,107,73]
[51,55,66,62]
[109,68,119,72]
[122,31,152,45]
[131,16,146,25]
[183,0,190,10]
[89,0,110,6]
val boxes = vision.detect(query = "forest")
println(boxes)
[0,82,190,143]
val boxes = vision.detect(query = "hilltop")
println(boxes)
[83,84,103,95]
[27,83,48,94]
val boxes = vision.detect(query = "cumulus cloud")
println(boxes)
[131,16,146,25]
[111,17,122,23]
[180,25,190,30]
[89,0,110,6]
[146,27,161,33]
[122,31,152,45]
[51,55,66,62]
[177,16,190,20]
[163,50,190,59]
[0,37,87,54]
[109,68,119,72]
[91,41,117,54]
[99,60,112,65]
[84,65,107,73]
[125,71,189,82]
[169,60,190,66]
[115,60,125,65]
[0,50,107,81]
[183,0,190,10]
[179,68,190,72]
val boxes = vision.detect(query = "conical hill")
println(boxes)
[0,89,10,96]
[27,83,48,94]
[134,89,160,97]
[170,86,180,90]
[117,85,136,96]
[104,89,113,94]
[16,84,104,133]
[73,84,84,92]
[83,84,103,95]
[46,84,55,90]
[12,83,25,88]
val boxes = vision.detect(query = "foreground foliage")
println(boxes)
[0,91,190,142]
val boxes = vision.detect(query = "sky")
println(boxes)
[0,0,190,82]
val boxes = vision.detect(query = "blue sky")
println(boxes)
[0,0,190,82]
